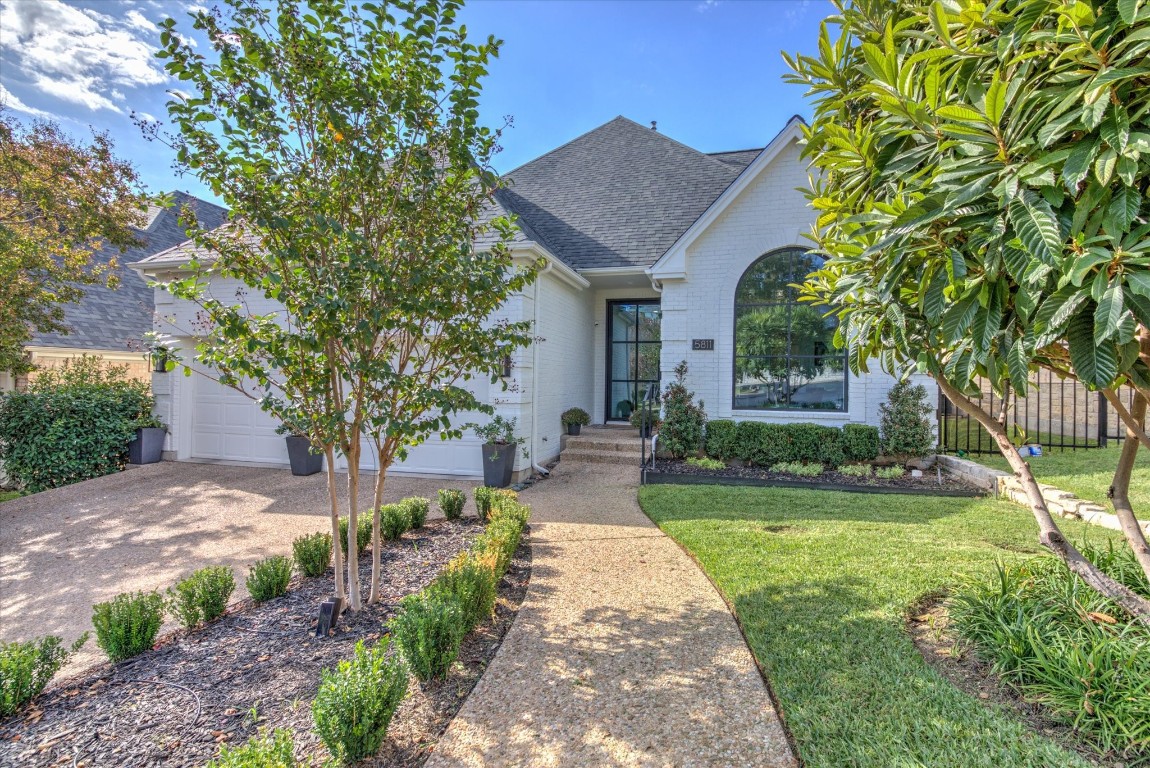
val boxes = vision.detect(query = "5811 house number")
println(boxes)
[692,339,715,351]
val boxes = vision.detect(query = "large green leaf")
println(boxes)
[1008,189,1062,265]
[1067,310,1118,387]
[1093,281,1125,343]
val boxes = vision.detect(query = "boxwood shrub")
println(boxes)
[710,420,892,469]
[842,423,881,462]
[704,420,738,460]
[0,357,155,492]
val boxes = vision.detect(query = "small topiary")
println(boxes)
[246,556,293,602]
[379,503,410,541]
[704,419,738,460]
[168,566,235,629]
[400,496,429,529]
[389,591,468,682]
[207,728,298,767]
[92,591,164,661]
[0,634,88,716]
[879,380,935,458]
[338,515,373,555]
[842,423,881,462]
[473,486,494,522]
[430,551,498,631]
[659,361,707,458]
[560,407,590,427]
[438,489,465,521]
[312,639,408,765]
[293,532,332,577]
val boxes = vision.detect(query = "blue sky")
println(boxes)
[0,0,832,202]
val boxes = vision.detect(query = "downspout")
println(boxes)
[529,258,554,477]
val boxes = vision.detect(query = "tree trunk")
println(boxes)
[345,438,363,611]
[1106,391,1150,582]
[367,450,385,605]
[323,445,346,605]
[936,376,1150,624]
[1103,388,1150,453]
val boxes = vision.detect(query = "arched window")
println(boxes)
[733,248,847,411]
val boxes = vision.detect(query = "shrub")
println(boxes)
[207,728,298,767]
[784,423,844,465]
[629,407,661,431]
[842,423,881,462]
[476,501,529,578]
[838,463,873,479]
[92,591,164,661]
[734,421,790,466]
[389,591,468,682]
[659,361,707,458]
[430,551,499,631]
[0,357,155,492]
[949,547,1150,758]
[379,503,410,541]
[704,419,738,460]
[474,486,494,522]
[0,634,88,716]
[312,639,408,765]
[686,456,725,470]
[338,515,372,555]
[400,496,429,529]
[560,407,590,426]
[438,489,465,520]
[489,489,520,518]
[770,461,823,477]
[879,380,934,458]
[168,566,235,628]
[293,532,332,577]
[247,556,293,602]
[874,466,906,480]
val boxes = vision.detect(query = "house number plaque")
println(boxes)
[692,339,715,351]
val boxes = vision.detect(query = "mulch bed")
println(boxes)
[0,518,532,768]
[648,458,982,494]
[908,595,1125,768]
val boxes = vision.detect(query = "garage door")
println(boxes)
[191,375,285,464]
[189,373,486,476]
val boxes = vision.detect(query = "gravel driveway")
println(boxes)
[0,461,474,675]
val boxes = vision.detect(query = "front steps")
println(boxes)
[560,427,645,465]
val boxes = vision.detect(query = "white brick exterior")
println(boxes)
[652,136,937,428]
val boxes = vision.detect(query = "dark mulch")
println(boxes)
[0,519,532,768]
[652,458,981,492]
[908,595,1124,768]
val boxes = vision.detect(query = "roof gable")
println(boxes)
[500,116,746,270]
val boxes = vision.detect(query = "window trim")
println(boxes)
[731,247,848,413]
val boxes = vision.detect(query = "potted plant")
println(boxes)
[561,407,590,436]
[129,415,167,465]
[630,408,661,439]
[469,415,526,488]
[616,399,634,420]
[276,423,324,476]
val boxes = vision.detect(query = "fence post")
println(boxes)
[1097,391,1108,449]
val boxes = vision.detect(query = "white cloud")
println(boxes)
[0,83,56,119]
[0,0,168,114]
[696,0,721,12]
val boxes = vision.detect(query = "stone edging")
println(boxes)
[937,454,1150,537]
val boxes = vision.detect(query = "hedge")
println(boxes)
[704,420,880,468]
[0,358,154,492]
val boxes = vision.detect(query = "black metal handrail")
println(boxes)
[639,382,658,476]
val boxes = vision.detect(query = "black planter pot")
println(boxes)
[481,443,515,488]
[285,435,324,476]
[128,427,166,465]
[566,423,582,436]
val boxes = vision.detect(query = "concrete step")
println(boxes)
[564,437,644,453]
[561,447,643,465]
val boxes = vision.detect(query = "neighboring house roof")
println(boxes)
[707,148,764,169]
[31,191,228,352]
[498,116,755,270]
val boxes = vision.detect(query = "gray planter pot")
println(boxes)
[567,423,581,436]
[285,435,324,476]
[128,427,165,465]
[481,443,515,488]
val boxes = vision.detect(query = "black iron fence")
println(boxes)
[938,370,1136,455]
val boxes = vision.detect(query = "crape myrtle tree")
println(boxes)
[0,111,146,375]
[785,0,1150,621]
[153,0,535,611]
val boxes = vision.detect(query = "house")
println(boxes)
[0,192,228,391]
[134,116,935,478]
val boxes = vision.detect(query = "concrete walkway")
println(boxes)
[427,463,796,768]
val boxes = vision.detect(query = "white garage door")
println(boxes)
[189,373,486,476]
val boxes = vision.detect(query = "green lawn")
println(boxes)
[0,490,22,503]
[639,484,1126,768]
[971,443,1150,511]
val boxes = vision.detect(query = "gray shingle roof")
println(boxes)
[708,148,764,169]
[30,191,228,352]
[498,116,750,270]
